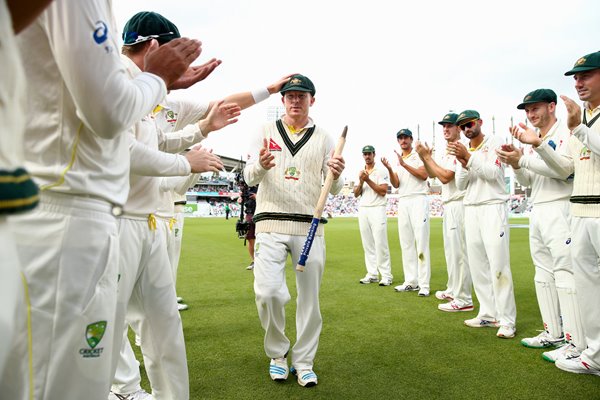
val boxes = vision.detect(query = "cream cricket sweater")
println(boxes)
[535,106,600,217]
[244,119,343,236]
[570,106,600,217]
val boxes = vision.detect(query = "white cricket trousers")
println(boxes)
[254,232,325,370]
[6,191,119,400]
[396,195,431,289]
[167,208,185,288]
[464,203,516,327]
[0,218,28,397]
[530,200,585,349]
[111,217,188,400]
[358,205,392,280]
[570,216,600,369]
[442,200,472,307]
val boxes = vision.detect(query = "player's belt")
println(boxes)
[570,195,600,204]
[174,201,187,205]
[253,212,327,224]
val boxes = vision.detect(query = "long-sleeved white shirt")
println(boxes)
[437,152,466,203]
[455,134,508,206]
[0,0,40,215]
[17,0,167,205]
[514,120,573,205]
[120,57,202,215]
[154,98,209,218]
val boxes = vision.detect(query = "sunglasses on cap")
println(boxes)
[129,31,174,45]
[459,120,477,130]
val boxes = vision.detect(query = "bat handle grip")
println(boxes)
[295,218,319,272]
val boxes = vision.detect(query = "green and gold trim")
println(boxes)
[0,168,39,215]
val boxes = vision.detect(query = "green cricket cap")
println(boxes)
[438,112,459,125]
[362,145,375,153]
[122,11,181,46]
[517,89,557,109]
[280,74,316,96]
[396,129,413,138]
[455,110,481,126]
[564,51,600,76]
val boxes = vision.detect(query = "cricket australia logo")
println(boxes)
[166,110,177,124]
[580,146,591,160]
[80,321,107,358]
[284,167,301,181]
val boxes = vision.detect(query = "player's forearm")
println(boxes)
[468,154,503,182]
[330,174,344,195]
[129,137,190,177]
[454,164,470,190]
[403,164,428,181]
[519,156,566,181]
[158,124,205,154]
[534,142,574,180]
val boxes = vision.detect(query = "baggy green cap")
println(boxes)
[280,74,316,96]
[517,89,557,109]
[455,110,481,126]
[564,51,600,76]
[438,113,459,125]
[396,129,413,138]
[123,11,181,46]
[362,145,375,153]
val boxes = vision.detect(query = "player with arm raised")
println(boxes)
[5,1,200,398]
[354,145,393,286]
[496,89,585,362]
[388,129,431,297]
[449,110,517,339]
[512,51,600,376]
[415,113,473,313]
[244,74,344,387]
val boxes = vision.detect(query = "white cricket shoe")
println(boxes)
[378,277,393,286]
[291,366,318,387]
[556,356,600,376]
[435,291,454,301]
[418,288,430,297]
[269,357,289,381]
[394,283,419,292]
[464,317,500,328]
[176,296,184,303]
[497,325,516,339]
[246,262,254,270]
[359,275,379,284]
[109,389,153,400]
[520,331,564,349]
[542,343,580,363]
[177,303,189,311]
[438,301,474,312]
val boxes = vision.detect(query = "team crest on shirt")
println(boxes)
[268,138,282,152]
[166,110,177,124]
[580,146,591,160]
[284,167,301,180]
[79,321,107,358]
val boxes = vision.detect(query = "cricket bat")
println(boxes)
[296,126,347,272]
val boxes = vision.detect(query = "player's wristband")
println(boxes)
[251,87,270,104]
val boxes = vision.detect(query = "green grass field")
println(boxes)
[134,217,599,399]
